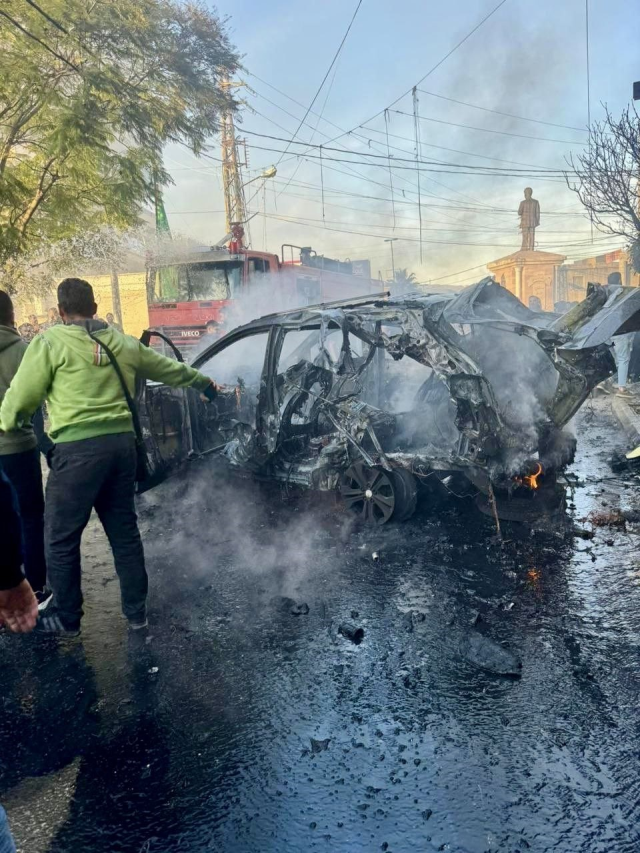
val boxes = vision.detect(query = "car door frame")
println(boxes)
[135,329,196,492]
[189,322,281,460]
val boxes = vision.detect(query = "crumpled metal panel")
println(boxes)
[182,278,640,489]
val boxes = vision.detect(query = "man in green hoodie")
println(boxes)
[0,291,48,601]
[0,278,217,636]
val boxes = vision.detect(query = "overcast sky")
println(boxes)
[163,0,639,284]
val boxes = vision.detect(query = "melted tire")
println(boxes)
[390,469,418,522]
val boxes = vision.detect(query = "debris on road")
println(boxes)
[338,623,365,645]
[310,738,331,754]
[453,629,522,677]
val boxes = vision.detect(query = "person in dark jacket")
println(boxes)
[0,291,50,602]
[0,471,37,630]
[0,471,37,853]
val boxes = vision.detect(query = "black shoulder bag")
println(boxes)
[86,330,150,485]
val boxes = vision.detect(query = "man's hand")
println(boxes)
[0,580,38,633]
[200,381,218,403]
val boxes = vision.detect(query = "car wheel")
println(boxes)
[340,463,417,524]
[340,462,397,524]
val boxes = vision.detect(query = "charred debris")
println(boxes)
[146,278,640,524]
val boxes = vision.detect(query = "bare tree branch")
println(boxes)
[567,105,640,269]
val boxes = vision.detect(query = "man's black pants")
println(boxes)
[45,433,147,627]
[0,448,46,592]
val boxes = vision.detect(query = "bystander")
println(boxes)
[0,292,50,602]
[0,471,38,853]
[0,278,218,636]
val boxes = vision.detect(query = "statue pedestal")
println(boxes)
[487,249,566,311]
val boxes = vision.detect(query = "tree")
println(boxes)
[567,105,640,270]
[393,268,418,287]
[0,209,210,306]
[0,0,240,264]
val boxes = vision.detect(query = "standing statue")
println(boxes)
[518,187,540,251]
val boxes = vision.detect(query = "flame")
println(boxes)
[523,463,543,490]
[527,567,541,590]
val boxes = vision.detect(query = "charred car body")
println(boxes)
[138,278,640,523]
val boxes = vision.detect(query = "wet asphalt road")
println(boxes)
[1,398,640,853]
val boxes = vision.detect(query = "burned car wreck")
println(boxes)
[138,278,640,523]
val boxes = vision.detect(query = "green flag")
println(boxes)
[154,182,179,299]
[155,191,172,237]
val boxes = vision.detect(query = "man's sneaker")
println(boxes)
[33,611,80,637]
[35,588,53,611]
[128,616,148,631]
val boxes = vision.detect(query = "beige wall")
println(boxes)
[13,273,149,337]
[561,256,640,303]
[85,273,149,337]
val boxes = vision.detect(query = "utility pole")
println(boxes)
[220,81,247,238]
[110,267,123,328]
[384,237,398,283]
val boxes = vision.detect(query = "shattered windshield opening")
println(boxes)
[177,261,243,301]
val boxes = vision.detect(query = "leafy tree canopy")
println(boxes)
[0,0,240,265]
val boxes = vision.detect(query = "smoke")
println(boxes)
[141,460,357,601]
[222,270,382,333]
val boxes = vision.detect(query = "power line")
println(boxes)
[272,0,363,167]
[245,210,606,245]
[240,130,569,173]
[243,0,515,223]
[246,143,569,180]
[585,0,594,244]
[168,159,590,216]
[248,73,560,172]
[277,56,342,198]
[166,198,590,235]
[246,76,519,221]
[237,132,573,177]
[417,89,588,133]
[167,196,593,237]
[244,98,514,227]
[310,0,512,149]
[389,109,579,144]
[359,120,562,171]
[253,210,617,251]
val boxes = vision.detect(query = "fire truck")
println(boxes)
[146,228,383,358]
[147,103,383,357]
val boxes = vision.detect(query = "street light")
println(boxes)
[384,237,398,283]
[242,165,277,189]
[213,166,278,248]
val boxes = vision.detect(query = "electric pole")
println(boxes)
[384,237,398,283]
[220,81,247,237]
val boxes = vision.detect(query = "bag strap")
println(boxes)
[86,328,144,444]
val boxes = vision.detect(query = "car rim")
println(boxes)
[340,463,396,524]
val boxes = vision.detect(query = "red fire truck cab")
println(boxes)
[146,243,382,358]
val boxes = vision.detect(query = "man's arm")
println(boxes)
[0,337,53,432]
[137,342,214,392]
